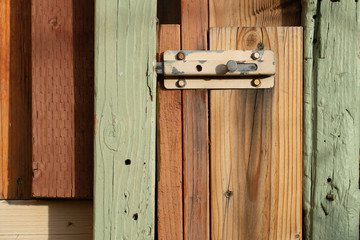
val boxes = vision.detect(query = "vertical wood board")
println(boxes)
[31,0,94,198]
[157,25,183,240]
[0,0,32,199]
[94,0,157,238]
[209,0,301,27]
[181,0,210,239]
[302,1,360,239]
[210,27,303,240]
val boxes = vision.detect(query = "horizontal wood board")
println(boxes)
[0,200,92,239]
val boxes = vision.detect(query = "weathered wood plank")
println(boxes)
[94,0,157,238]
[181,0,210,239]
[210,27,303,240]
[0,0,32,199]
[209,0,300,27]
[0,200,92,237]
[0,235,92,240]
[157,25,183,240]
[302,1,360,239]
[31,0,94,198]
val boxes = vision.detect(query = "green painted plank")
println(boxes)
[302,1,360,239]
[94,0,157,239]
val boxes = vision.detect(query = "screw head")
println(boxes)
[226,60,238,73]
[176,79,186,88]
[251,79,262,87]
[176,51,185,60]
[251,52,261,60]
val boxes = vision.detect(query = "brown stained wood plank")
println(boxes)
[209,0,301,27]
[181,0,210,239]
[157,25,183,240]
[0,0,32,199]
[157,0,181,24]
[209,27,302,240]
[31,0,94,198]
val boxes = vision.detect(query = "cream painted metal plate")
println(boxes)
[160,50,276,89]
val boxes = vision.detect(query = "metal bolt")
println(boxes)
[176,79,187,88]
[251,79,262,87]
[176,51,185,60]
[251,52,261,60]
[224,190,232,198]
[226,60,238,73]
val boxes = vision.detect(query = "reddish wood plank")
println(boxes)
[157,25,183,240]
[181,0,210,238]
[31,0,93,198]
[0,0,32,199]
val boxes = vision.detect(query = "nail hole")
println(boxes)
[125,159,131,165]
[196,65,202,72]
[327,178,332,183]
[124,193,127,198]
[313,38,317,44]
[144,162,146,165]
[124,210,127,213]
[67,222,73,226]
[313,15,317,19]
[133,213,138,220]
[17,178,22,185]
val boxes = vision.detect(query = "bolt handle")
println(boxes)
[226,60,238,73]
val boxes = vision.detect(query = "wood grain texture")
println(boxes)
[302,1,360,239]
[157,25,183,240]
[157,0,181,24]
[94,0,157,239]
[210,27,302,240]
[209,0,300,27]
[31,0,94,198]
[0,200,92,239]
[0,0,32,199]
[181,0,210,239]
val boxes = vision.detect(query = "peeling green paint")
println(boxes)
[302,1,360,239]
[94,0,157,239]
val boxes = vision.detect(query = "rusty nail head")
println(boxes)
[326,193,336,201]
[251,52,261,60]
[176,79,186,88]
[176,51,185,60]
[251,79,262,87]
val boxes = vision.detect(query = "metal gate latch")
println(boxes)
[156,50,276,89]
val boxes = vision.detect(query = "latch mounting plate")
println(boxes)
[157,50,276,89]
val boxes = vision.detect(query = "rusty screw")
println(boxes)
[176,79,187,88]
[251,79,262,87]
[176,51,185,60]
[251,51,261,60]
